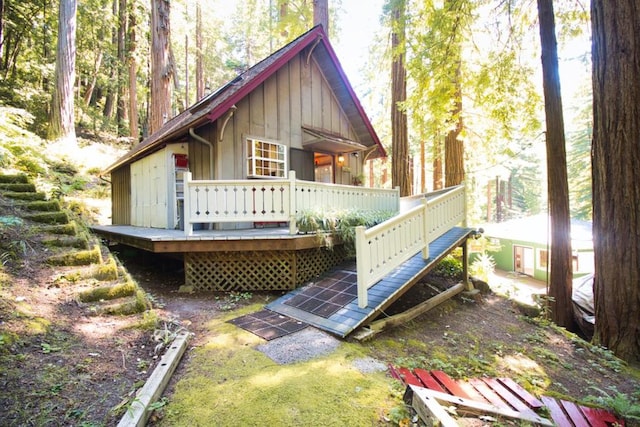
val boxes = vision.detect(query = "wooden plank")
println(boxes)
[397,367,423,387]
[580,406,624,427]
[560,399,591,427]
[413,368,446,392]
[431,370,473,399]
[363,283,465,335]
[117,331,190,427]
[469,378,512,409]
[541,395,573,426]
[497,377,544,409]
[482,378,539,417]
[455,380,489,403]
[413,386,554,426]
[406,386,459,427]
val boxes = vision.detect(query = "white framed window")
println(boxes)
[246,137,287,178]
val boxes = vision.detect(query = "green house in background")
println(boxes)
[478,214,594,282]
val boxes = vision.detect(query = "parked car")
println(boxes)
[572,273,595,339]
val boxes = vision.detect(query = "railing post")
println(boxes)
[462,182,467,227]
[183,171,193,236]
[355,225,368,308]
[421,198,429,259]
[288,170,297,235]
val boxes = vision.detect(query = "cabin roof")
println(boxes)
[104,25,386,174]
[482,214,593,249]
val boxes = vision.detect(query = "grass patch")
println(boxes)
[159,308,399,426]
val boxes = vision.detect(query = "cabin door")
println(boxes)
[290,148,315,181]
[513,245,534,276]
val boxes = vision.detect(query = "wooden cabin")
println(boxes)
[94,26,471,323]
[105,25,386,231]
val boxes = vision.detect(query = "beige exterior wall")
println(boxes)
[130,143,188,228]
[216,53,361,184]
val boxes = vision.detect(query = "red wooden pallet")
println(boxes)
[389,365,625,426]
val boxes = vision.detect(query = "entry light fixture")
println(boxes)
[337,153,345,166]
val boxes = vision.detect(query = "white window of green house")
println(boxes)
[246,138,287,178]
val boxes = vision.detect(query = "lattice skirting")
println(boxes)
[184,246,347,292]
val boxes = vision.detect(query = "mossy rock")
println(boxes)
[93,291,152,315]
[0,183,36,193]
[25,211,68,225]
[2,191,46,201]
[42,236,89,250]
[77,281,137,303]
[87,256,119,281]
[38,222,77,236]
[47,245,102,266]
[0,174,29,184]
[19,200,60,212]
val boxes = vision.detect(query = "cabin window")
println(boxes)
[246,138,287,178]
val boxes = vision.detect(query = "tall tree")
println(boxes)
[195,2,204,100]
[116,0,128,135]
[48,0,77,142]
[389,0,411,196]
[313,0,328,31]
[591,0,640,362]
[537,0,573,327]
[128,0,139,140]
[149,0,173,134]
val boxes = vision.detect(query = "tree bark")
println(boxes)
[432,135,443,190]
[444,62,464,187]
[128,0,139,140]
[537,0,573,327]
[48,0,77,142]
[591,0,640,362]
[116,0,128,135]
[390,0,411,197]
[195,2,204,100]
[313,0,328,32]
[149,0,173,134]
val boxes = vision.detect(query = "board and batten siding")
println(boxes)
[216,51,360,181]
[111,166,130,225]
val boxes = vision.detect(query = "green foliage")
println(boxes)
[296,208,394,256]
[585,387,640,422]
[0,108,49,175]
[469,252,495,282]
[432,254,463,279]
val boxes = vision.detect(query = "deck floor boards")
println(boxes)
[266,226,473,337]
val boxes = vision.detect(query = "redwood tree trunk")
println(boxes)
[128,0,139,140]
[149,0,173,134]
[537,0,573,327]
[116,0,128,135]
[432,135,443,190]
[48,0,77,142]
[313,0,328,31]
[390,0,411,197]
[444,62,464,187]
[195,2,204,100]
[591,0,640,362]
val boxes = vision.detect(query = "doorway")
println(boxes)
[513,245,534,276]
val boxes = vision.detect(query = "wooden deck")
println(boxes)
[90,224,323,253]
[266,226,473,337]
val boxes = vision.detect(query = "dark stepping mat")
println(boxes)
[228,309,308,340]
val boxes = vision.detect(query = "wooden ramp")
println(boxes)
[266,226,473,337]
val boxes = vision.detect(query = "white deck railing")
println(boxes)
[354,185,466,308]
[182,171,400,236]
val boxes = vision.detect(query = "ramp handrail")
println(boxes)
[355,185,466,308]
